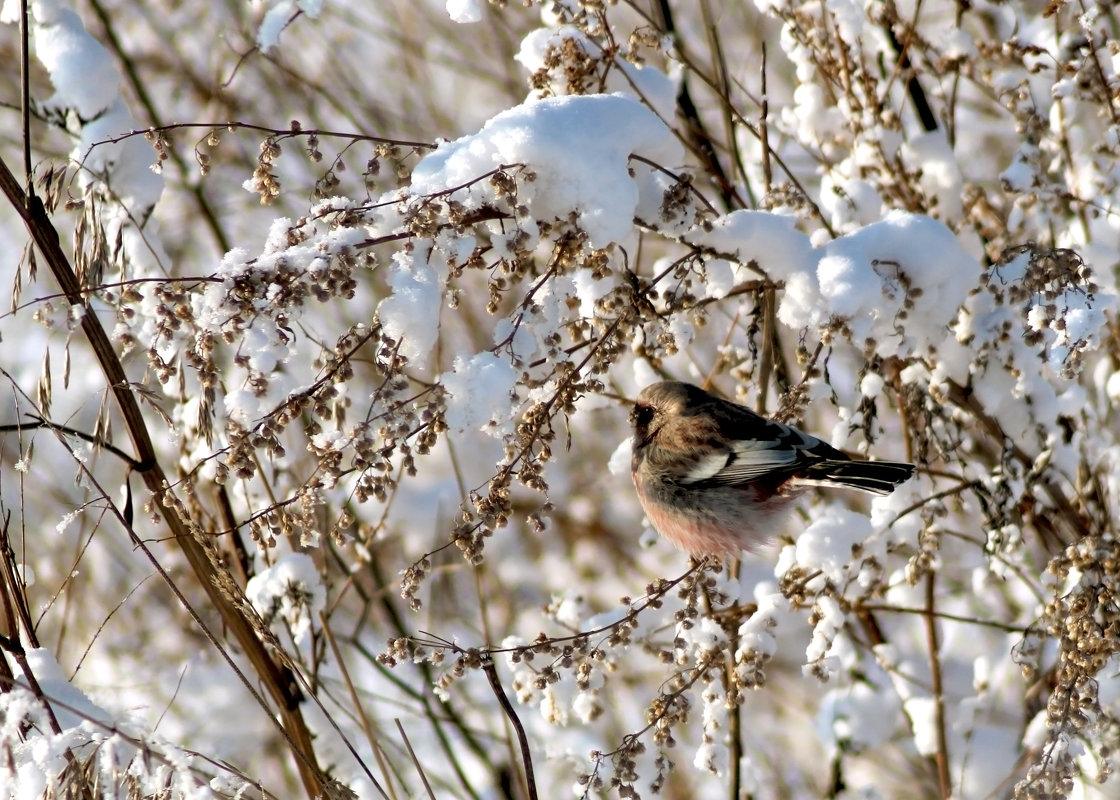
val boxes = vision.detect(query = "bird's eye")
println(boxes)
[630,403,655,429]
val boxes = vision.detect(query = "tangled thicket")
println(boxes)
[2,1,1120,799]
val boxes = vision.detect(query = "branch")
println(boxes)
[0,153,328,799]
[924,572,952,799]
[483,658,538,800]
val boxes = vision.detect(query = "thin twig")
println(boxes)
[726,558,743,800]
[860,603,1025,633]
[482,658,538,800]
[19,0,32,192]
[0,415,145,469]
[83,120,435,154]
[759,42,772,193]
[394,719,437,800]
[924,571,952,799]
[320,614,400,800]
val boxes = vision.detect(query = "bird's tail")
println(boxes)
[807,460,915,495]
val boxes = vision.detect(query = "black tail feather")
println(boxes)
[808,460,915,495]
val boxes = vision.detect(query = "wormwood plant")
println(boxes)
[1,1,1119,799]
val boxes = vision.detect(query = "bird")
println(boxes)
[629,380,915,556]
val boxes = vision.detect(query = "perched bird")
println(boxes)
[629,381,915,556]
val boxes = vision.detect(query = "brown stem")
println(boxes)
[924,571,952,798]
[483,659,538,800]
[0,153,327,798]
[726,558,743,800]
[0,513,72,749]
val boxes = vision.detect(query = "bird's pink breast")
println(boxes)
[634,479,795,557]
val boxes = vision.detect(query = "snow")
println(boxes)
[787,82,845,143]
[901,130,965,220]
[377,250,443,363]
[940,26,977,60]
[408,94,683,249]
[1001,145,1039,191]
[256,0,324,52]
[33,4,119,118]
[14,649,112,730]
[26,0,163,248]
[904,696,940,757]
[492,316,537,364]
[788,211,979,355]
[817,679,901,754]
[702,259,735,299]
[224,389,261,427]
[516,26,680,120]
[1107,371,1120,403]
[8,1,1120,798]
[859,371,884,398]
[826,0,867,42]
[694,210,980,359]
[245,553,325,644]
[440,352,519,436]
[446,0,481,23]
[804,594,846,668]
[794,508,874,586]
[607,437,633,477]
[695,209,816,284]
[572,268,616,319]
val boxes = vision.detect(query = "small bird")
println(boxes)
[629,381,915,556]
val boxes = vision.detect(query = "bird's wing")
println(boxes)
[678,439,801,485]
[678,407,832,486]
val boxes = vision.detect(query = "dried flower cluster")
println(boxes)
[2,1,1120,799]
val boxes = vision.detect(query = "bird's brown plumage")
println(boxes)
[629,381,915,555]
